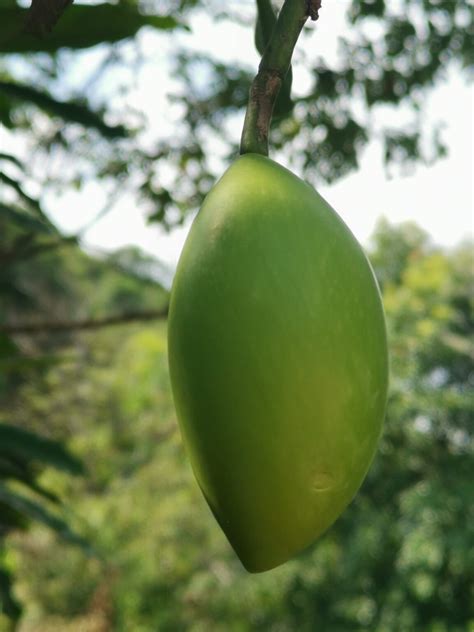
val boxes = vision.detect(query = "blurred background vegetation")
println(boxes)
[1,0,473,630]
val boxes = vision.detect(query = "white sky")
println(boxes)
[4,2,474,266]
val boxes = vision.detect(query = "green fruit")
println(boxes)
[168,154,388,573]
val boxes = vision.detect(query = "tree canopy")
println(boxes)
[1,0,473,235]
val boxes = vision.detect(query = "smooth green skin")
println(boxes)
[168,154,388,573]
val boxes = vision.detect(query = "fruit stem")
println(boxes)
[240,0,322,157]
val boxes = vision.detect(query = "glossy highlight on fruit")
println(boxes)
[168,154,388,573]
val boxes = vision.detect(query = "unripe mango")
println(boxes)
[168,154,388,572]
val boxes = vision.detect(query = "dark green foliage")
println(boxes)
[1,221,472,631]
[0,174,51,226]
[0,484,86,547]
[1,0,472,230]
[0,569,21,624]
[1,190,173,627]
[0,424,84,475]
[0,3,185,53]
[0,81,128,139]
[23,0,73,38]
[0,422,87,623]
[0,166,169,625]
[0,203,52,236]
[0,154,22,169]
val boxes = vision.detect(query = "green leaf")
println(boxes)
[0,567,22,622]
[0,202,52,235]
[0,81,128,139]
[0,335,18,359]
[384,130,421,166]
[0,424,85,475]
[0,277,33,308]
[0,171,47,217]
[349,0,386,23]
[0,501,27,531]
[0,4,186,53]
[0,152,22,169]
[0,456,60,504]
[0,353,61,374]
[0,483,88,549]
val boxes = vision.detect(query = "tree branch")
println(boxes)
[1,307,168,335]
[240,0,322,156]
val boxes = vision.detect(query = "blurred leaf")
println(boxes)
[0,456,60,503]
[0,201,52,235]
[0,335,18,361]
[0,424,85,475]
[0,277,33,308]
[0,93,13,129]
[0,567,22,622]
[0,152,22,169]
[0,171,48,218]
[349,0,386,22]
[0,502,27,531]
[384,130,421,167]
[0,353,61,374]
[0,81,128,138]
[25,0,73,38]
[0,4,187,53]
[0,484,88,548]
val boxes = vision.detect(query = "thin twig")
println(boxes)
[1,307,169,335]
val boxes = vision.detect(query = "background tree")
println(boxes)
[0,0,472,233]
[2,220,472,631]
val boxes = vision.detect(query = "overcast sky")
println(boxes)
[8,2,474,266]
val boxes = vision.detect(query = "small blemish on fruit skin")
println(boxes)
[312,471,335,492]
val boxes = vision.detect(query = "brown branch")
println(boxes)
[1,307,169,335]
[307,0,322,21]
